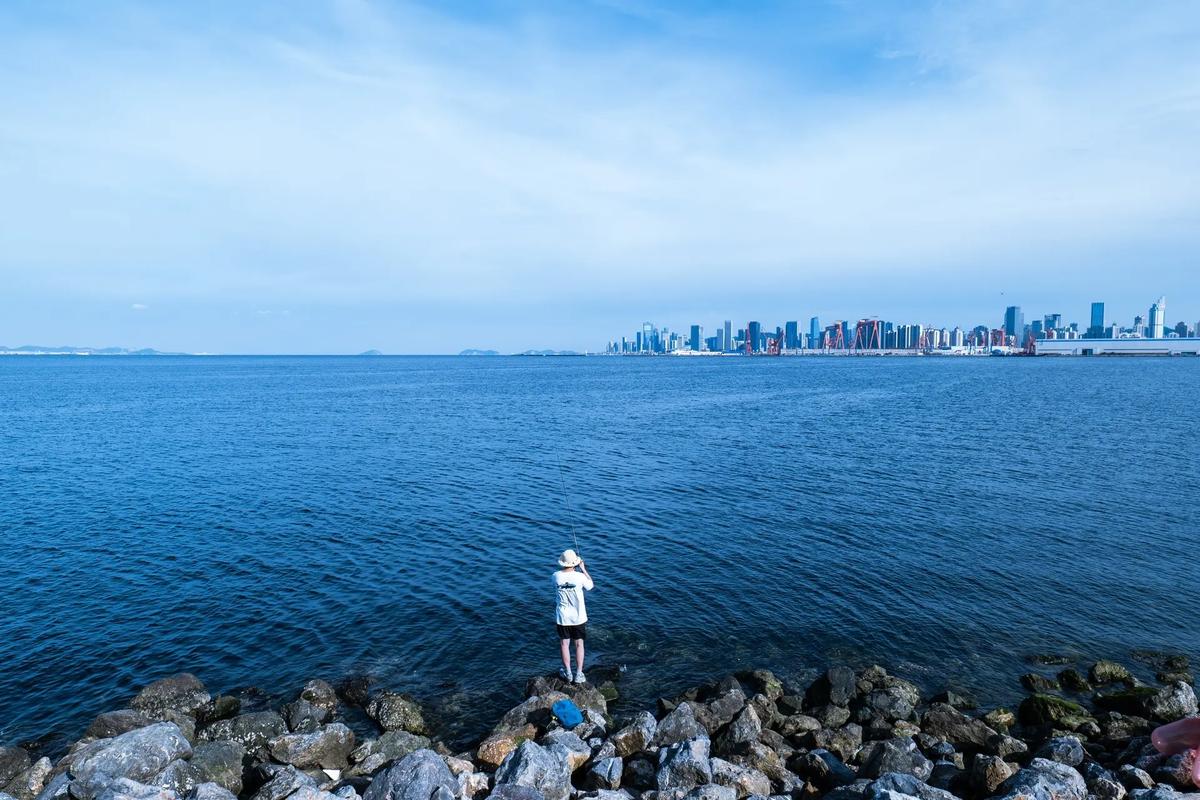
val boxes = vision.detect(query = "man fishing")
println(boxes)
[554,549,593,684]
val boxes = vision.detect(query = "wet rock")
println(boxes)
[865,773,957,800]
[807,668,858,710]
[805,725,863,763]
[362,750,456,800]
[1058,670,1092,693]
[540,731,590,772]
[984,708,1016,732]
[778,715,821,739]
[654,705,707,749]
[131,675,211,721]
[33,771,70,800]
[588,758,623,791]
[86,713,156,741]
[188,742,244,796]
[1095,683,1198,723]
[249,765,318,800]
[715,707,761,756]
[336,678,373,709]
[708,692,748,731]
[858,739,932,782]
[1091,662,1134,686]
[971,755,1015,795]
[1099,713,1154,741]
[657,739,713,792]
[736,672,783,703]
[92,778,176,800]
[268,723,355,769]
[281,701,328,734]
[477,726,537,770]
[1018,695,1095,730]
[69,722,193,800]
[195,698,241,728]
[493,742,571,800]
[612,713,658,757]
[4,758,51,800]
[812,706,853,730]
[1118,767,1155,792]
[919,703,997,751]
[787,750,855,792]
[986,733,1028,760]
[151,760,197,797]
[299,682,338,717]
[0,752,31,792]
[929,691,977,711]
[198,713,287,755]
[1022,674,1062,693]
[364,694,426,735]
[189,783,238,800]
[996,758,1087,800]
[1035,737,1085,767]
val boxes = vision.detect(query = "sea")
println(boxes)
[1,355,1196,753]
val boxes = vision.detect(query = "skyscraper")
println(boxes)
[689,324,702,351]
[1149,297,1166,338]
[723,320,732,352]
[1004,306,1024,343]
[784,321,798,350]
[1088,302,1105,338]
[809,317,820,349]
[746,321,762,352]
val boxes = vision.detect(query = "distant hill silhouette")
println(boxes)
[0,345,182,355]
[458,349,500,356]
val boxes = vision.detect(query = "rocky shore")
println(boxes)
[2,655,1197,800]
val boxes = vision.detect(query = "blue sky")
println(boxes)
[1,0,1197,353]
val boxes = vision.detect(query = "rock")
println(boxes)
[710,759,771,799]
[1129,789,1192,800]
[0,751,31,789]
[1058,670,1092,693]
[87,713,156,741]
[865,773,958,800]
[682,785,737,800]
[1018,695,1095,730]
[195,698,241,728]
[787,750,855,792]
[733,742,794,792]
[198,713,288,755]
[657,739,713,792]
[971,755,1015,795]
[708,692,748,731]
[268,724,355,769]
[654,705,707,749]
[282,701,328,734]
[477,727,537,770]
[930,691,977,711]
[300,681,339,716]
[540,731,590,772]
[333,788,360,800]
[1035,737,1085,767]
[805,725,863,763]
[92,778,176,800]
[986,733,1029,759]
[362,751,456,800]
[365,694,426,735]
[778,715,821,739]
[493,742,571,800]
[1099,712,1154,741]
[486,788,545,800]
[623,756,657,791]
[612,713,658,758]
[523,677,609,716]
[858,739,932,781]
[33,772,69,800]
[151,760,197,797]
[926,762,965,795]
[188,742,244,796]
[131,675,211,720]
[858,686,917,724]
[1153,754,1197,791]
[807,668,858,709]
[735,672,783,702]
[69,722,193,800]
[4,757,52,800]
[249,765,318,800]
[336,678,374,709]
[985,708,1016,732]
[995,758,1087,800]
[1094,777,1127,800]
[588,759,623,791]
[813,706,853,729]
[189,783,238,800]
[457,772,489,800]
[1118,766,1155,791]
[919,703,997,751]
[1022,674,1062,692]
[715,707,761,756]
[1091,661,1134,686]
[1095,684,1198,723]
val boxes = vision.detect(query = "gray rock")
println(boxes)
[69,723,193,800]
[282,701,329,734]
[918,703,997,751]
[362,750,456,800]
[197,713,287,754]
[736,672,784,702]
[807,668,858,709]
[32,772,69,800]
[365,694,426,735]
[249,766,318,800]
[588,758,623,791]
[300,681,339,716]
[623,756,657,791]
[682,785,736,800]
[1035,737,1085,767]
[493,742,571,800]
[130,675,211,720]
[865,773,957,800]
[612,713,658,757]
[1130,789,1189,800]
[777,714,821,738]
[859,689,915,724]
[485,788,545,800]
[654,705,707,749]
[970,755,1014,795]
[539,731,589,773]
[87,712,157,741]
[987,733,1029,759]
[1095,684,1198,724]
[657,739,713,793]
[187,783,238,800]
[188,742,244,796]
[996,758,1087,800]
[457,772,489,800]
[709,759,770,799]
[4,756,52,800]
[268,724,355,769]
[0,750,31,787]
[926,761,965,794]
[714,707,761,756]
[708,692,748,731]
[1094,777,1128,800]
[858,739,932,781]
[333,788,360,800]
[1091,661,1133,685]
[287,788,344,800]
[813,705,853,729]
[92,779,177,800]
[1118,766,1156,791]
[787,749,855,792]
[195,698,241,728]
[805,725,863,763]
[151,761,197,797]
[349,731,432,777]
[824,782,873,800]
[1153,755,1197,791]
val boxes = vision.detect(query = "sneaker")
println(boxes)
[574,670,586,684]
[559,667,571,681]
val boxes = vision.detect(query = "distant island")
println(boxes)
[458,349,500,356]
[357,349,384,356]
[0,345,184,356]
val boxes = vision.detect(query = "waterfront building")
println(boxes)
[785,320,799,350]
[1149,297,1166,338]
[1174,321,1189,338]
[1044,313,1062,331]
[951,327,965,347]
[1004,306,1024,341]
[809,317,820,347]
[747,321,762,352]
[1088,302,1105,338]
[724,320,732,352]
[689,324,702,351]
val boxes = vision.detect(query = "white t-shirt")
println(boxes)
[554,569,594,626]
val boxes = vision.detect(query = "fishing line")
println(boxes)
[554,452,582,557]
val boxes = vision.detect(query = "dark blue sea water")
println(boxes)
[1,356,1197,752]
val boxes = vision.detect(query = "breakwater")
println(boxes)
[2,653,1196,800]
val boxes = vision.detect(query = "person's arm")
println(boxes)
[579,561,594,590]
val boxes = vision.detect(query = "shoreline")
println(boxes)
[2,654,1196,800]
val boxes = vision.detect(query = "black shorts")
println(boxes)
[556,623,587,641]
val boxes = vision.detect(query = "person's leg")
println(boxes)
[560,638,572,674]
[574,638,585,677]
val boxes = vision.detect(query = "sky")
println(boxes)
[1,0,1198,354]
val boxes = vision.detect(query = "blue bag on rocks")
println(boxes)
[552,697,583,728]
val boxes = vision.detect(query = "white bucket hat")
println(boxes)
[558,549,582,568]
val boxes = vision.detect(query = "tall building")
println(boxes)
[689,325,702,351]
[809,317,820,348]
[1149,297,1166,338]
[1088,302,1105,338]
[723,320,732,352]
[1004,306,1024,343]
[1044,313,1062,331]
[785,320,799,350]
[716,327,726,352]
[747,321,761,353]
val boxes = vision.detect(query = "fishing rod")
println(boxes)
[554,452,582,557]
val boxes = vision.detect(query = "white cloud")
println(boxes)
[131,303,149,310]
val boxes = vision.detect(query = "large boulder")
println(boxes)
[4,756,52,800]
[995,758,1087,800]
[362,750,456,800]
[87,713,156,741]
[714,707,761,756]
[349,731,432,777]
[653,704,707,749]
[69,723,193,800]
[299,681,339,717]
[735,671,784,702]
[493,742,572,800]
[0,751,31,788]
[1095,683,1198,723]
[587,759,623,791]
[248,766,317,800]
[918,704,997,751]
[611,713,657,757]
[131,675,211,720]
[865,773,957,800]
[365,694,426,735]
[970,755,1015,795]
[807,668,858,709]
[1090,661,1134,685]
[709,759,770,799]
[190,783,239,800]
[150,760,197,797]
[707,692,747,731]
[268,724,355,769]
[858,739,932,782]
[657,739,713,793]
[92,778,176,800]
[477,726,537,770]
[281,701,328,734]
[539,731,589,773]
[787,750,856,792]
[197,713,287,754]
[1018,695,1095,730]
[188,742,244,796]
[1035,737,1085,768]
